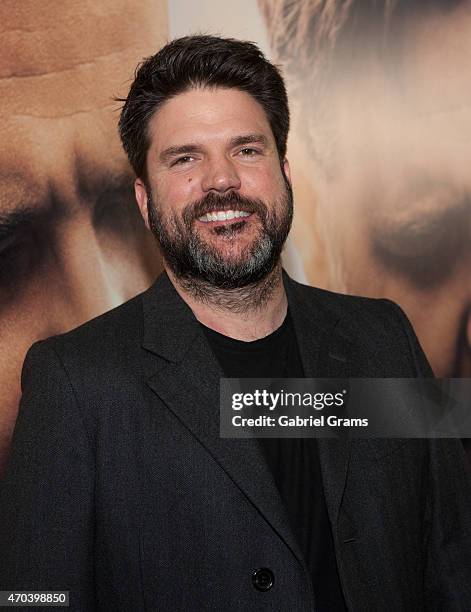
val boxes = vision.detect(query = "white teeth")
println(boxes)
[198,210,252,222]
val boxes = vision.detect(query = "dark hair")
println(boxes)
[118,35,289,179]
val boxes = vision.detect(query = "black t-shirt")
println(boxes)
[201,311,347,611]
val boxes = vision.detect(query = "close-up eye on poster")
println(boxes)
[0,1,470,610]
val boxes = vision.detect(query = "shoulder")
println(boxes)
[59,289,144,346]
[285,274,433,376]
[287,274,405,331]
[19,288,150,440]
[23,288,146,389]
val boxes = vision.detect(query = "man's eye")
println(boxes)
[172,156,194,166]
[0,234,18,257]
[239,148,259,157]
[0,231,34,284]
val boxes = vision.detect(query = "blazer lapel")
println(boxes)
[141,271,306,567]
[283,272,351,529]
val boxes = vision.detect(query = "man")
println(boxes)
[0,0,165,475]
[1,35,470,611]
[260,0,471,380]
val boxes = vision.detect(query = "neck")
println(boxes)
[165,263,288,341]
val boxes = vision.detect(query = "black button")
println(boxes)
[252,568,274,591]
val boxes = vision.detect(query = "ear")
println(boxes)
[282,157,292,186]
[134,178,150,230]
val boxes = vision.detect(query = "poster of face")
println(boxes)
[0,0,166,472]
[0,0,469,472]
[257,0,471,385]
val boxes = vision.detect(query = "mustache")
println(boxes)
[182,191,268,225]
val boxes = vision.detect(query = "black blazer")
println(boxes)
[1,271,471,611]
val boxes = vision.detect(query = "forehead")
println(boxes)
[0,1,167,214]
[0,0,168,123]
[147,87,275,150]
[402,5,471,115]
[329,6,471,181]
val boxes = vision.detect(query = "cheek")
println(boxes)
[242,165,285,197]
[154,175,200,214]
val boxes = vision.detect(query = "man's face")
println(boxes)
[135,87,292,289]
[290,4,471,376]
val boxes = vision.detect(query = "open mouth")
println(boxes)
[197,209,253,225]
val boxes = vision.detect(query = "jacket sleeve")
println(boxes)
[387,299,471,607]
[0,341,95,611]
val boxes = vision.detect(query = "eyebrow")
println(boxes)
[158,133,270,164]
[229,133,269,148]
[159,144,203,164]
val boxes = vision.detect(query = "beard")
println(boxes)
[147,175,293,291]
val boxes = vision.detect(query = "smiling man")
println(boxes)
[136,87,292,307]
[1,35,470,611]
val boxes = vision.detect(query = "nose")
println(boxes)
[201,156,241,193]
